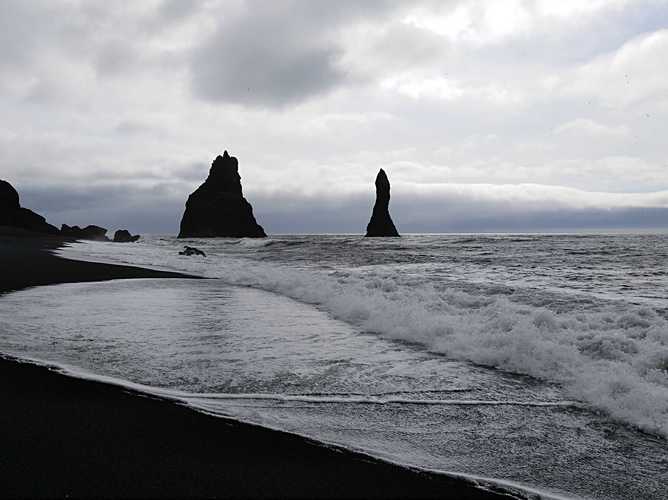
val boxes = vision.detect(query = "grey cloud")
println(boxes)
[113,120,159,137]
[0,1,181,86]
[22,78,69,105]
[0,1,108,70]
[254,191,668,234]
[155,0,202,25]
[191,38,343,107]
[0,0,62,69]
[189,0,400,107]
[389,193,668,233]
[190,6,342,106]
[466,2,668,67]
[94,40,142,76]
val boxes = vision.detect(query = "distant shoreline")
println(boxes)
[0,233,506,499]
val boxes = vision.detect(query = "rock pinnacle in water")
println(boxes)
[365,169,399,237]
[178,151,266,238]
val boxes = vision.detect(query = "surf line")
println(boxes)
[182,392,582,408]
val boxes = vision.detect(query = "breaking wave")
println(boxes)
[192,259,668,437]
[58,239,668,438]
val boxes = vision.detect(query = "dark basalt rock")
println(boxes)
[179,246,206,257]
[0,179,60,235]
[61,224,109,241]
[113,229,140,243]
[0,180,20,211]
[178,151,266,238]
[365,169,399,237]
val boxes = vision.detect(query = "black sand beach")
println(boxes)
[0,230,190,294]
[0,233,507,499]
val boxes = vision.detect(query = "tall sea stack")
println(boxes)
[178,151,266,238]
[365,169,399,237]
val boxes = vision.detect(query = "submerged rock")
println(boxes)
[179,245,206,257]
[113,229,140,243]
[0,179,60,235]
[178,151,266,238]
[61,224,109,241]
[365,169,399,237]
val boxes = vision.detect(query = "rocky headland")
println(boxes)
[0,179,60,235]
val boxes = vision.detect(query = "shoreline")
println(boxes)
[0,233,510,499]
[0,232,196,295]
[1,352,560,500]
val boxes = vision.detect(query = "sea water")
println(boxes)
[1,234,667,499]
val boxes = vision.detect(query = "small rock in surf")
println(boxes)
[113,229,141,243]
[179,246,206,257]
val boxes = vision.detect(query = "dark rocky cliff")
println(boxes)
[0,179,60,235]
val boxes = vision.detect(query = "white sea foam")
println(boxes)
[179,392,580,407]
[57,239,668,438]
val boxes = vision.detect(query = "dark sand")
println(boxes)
[0,233,507,499]
[0,230,191,294]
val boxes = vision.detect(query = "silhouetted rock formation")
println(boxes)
[179,246,206,257]
[0,180,19,210]
[178,151,266,238]
[0,179,59,234]
[61,224,109,241]
[113,229,140,243]
[365,169,399,237]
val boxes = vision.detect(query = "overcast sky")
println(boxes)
[2,0,667,233]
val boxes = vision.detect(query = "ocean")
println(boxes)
[1,234,667,499]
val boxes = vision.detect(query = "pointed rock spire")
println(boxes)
[178,151,266,238]
[365,169,399,237]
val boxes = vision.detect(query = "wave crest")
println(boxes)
[208,259,668,437]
